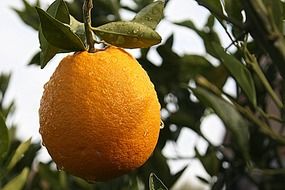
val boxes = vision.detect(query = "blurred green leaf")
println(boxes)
[94,21,161,48]
[132,0,164,29]
[13,0,40,30]
[2,167,29,190]
[7,138,32,172]
[224,0,243,22]
[213,43,256,106]
[0,74,11,100]
[28,51,40,66]
[196,0,223,15]
[149,173,168,190]
[263,0,283,32]
[192,87,250,161]
[0,114,9,160]
[36,7,85,53]
[38,162,63,190]
[195,146,220,176]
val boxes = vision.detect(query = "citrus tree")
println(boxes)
[1,0,285,189]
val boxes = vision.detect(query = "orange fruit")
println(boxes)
[39,46,161,181]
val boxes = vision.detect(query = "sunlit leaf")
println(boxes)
[94,21,161,48]
[2,168,29,190]
[36,7,85,53]
[70,16,86,44]
[0,114,9,159]
[149,173,168,190]
[192,87,250,161]
[7,138,32,171]
[132,0,164,29]
[213,43,256,106]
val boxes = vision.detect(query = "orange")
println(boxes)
[39,46,161,181]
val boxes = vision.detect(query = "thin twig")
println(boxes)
[83,0,96,52]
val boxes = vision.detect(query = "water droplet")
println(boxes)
[160,120,164,129]
[144,129,149,137]
[133,29,139,34]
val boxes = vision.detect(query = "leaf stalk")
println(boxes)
[83,0,96,52]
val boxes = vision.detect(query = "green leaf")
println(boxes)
[195,146,220,176]
[7,138,32,172]
[28,51,40,66]
[149,173,168,190]
[196,0,223,17]
[13,0,40,30]
[70,16,86,44]
[132,0,164,29]
[2,168,29,190]
[224,0,243,22]
[192,87,250,161]
[46,0,70,23]
[263,0,283,32]
[36,7,85,53]
[94,21,161,48]
[0,74,11,98]
[38,0,71,68]
[213,43,256,106]
[0,114,9,159]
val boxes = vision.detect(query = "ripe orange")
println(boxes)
[39,46,161,181]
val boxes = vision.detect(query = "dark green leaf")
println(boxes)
[175,20,198,31]
[46,0,70,24]
[195,146,220,176]
[0,74,11,98]
[13,0,40,30]
[0,114,9,159]
[36,7,85,52]
[196,176,210,184]
[149,173,168,190]
[224,0,243,22]
[213,43,256,106]
[206,14,215,29]
[192,87,250,161]
[94,21,161,48]
[28,51,40,66]
[179,54,212,82]
[196,0,223,17]
[38,0,72,68]
[7,138,32,171]
[132,0,164,29]
[2,168,29,190]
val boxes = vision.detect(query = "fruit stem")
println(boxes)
[83,0,96,52]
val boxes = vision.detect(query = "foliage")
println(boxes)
[1,0,285,189]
